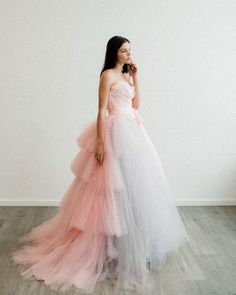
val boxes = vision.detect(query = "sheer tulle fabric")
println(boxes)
[11,81,190,293]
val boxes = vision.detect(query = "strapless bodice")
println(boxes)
[107,81,144,125]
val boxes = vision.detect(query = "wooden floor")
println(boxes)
[1,206,236,295]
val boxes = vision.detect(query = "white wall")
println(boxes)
[0,0,235,206]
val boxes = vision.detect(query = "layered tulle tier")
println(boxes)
[11,112,190,294]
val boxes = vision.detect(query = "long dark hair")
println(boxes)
[100,36,130,77]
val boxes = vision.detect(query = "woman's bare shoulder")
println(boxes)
[100,69,115,85]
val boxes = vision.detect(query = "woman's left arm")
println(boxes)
[129,63,140,109]
[132,76,140,109]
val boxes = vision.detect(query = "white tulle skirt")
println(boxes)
[11,112,190,294]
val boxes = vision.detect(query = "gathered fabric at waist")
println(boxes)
[108,106,144,125]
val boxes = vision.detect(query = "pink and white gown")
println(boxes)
[11,81,190,293]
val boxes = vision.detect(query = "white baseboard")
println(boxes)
[0,199,235,206]
[174,199,236,206]
[0,199,60,206]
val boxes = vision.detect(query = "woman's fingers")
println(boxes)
[95,152,104,165]
[99,153,104,164]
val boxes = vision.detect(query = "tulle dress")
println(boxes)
[11,80,190,294]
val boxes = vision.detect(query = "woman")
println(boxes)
[11,35,190,294]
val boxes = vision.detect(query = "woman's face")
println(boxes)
[117,42,132,64]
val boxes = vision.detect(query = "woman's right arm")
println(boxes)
[95,71,112,165]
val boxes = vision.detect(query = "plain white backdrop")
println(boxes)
[0,0,235,206]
